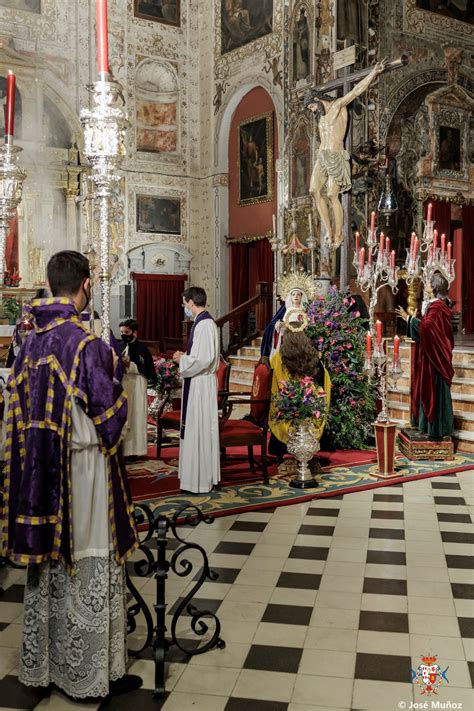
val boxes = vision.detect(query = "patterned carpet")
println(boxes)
[130,451,474,522]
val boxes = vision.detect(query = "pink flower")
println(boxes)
[354,311,360,318]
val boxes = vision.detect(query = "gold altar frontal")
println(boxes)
[398,427,454,461]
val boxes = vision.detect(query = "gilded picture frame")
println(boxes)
[238,111,274,206]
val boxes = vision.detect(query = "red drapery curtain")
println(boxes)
[425,200,451,239]
[133,274,187,341]
[255,238,273,286]
[462,205,474,333]
[230,243,249,308]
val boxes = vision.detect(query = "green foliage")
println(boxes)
[306,287,376,449]
[2,296,22,322]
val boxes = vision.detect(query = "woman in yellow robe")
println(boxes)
[269,331,331,460]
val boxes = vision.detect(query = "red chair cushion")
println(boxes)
[220,419,263,444]
[160,410,181,427]
[250,362,272,422]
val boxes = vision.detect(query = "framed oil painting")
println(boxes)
[0,0,40,11]
[134,0,180,28]
[415,0,473,24]
[136,195,181,234]
[438,125,461,172]
[238,111,274,206]
[221,0,273,55]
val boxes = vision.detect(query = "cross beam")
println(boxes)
[308,55,408,96]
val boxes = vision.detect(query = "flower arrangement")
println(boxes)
[3,269,21,287]
[305,286,376,449]
[272,376,327,423]
[153,356,180,392]
[2,295,22,322]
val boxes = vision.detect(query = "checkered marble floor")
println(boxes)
[1,470,473,710]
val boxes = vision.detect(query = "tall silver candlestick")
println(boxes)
[80,76,129,344]
[0,140,26,285]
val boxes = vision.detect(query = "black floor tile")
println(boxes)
[451,583,474,599]
[373,494,404,502]
[355,652,411,683]
[226,699,288,711]
[276,572,321,590]
[359,610,409,633]
[230,521,268,532]
[468,661,474,688]
[0,622,10,632]
[366,550,406,566]
[434,496,466,506]
[437,512,472,524]
[254,507,276,514]
[243,644,303,673]
[457,617,474,637]
[0,676,50,710]
[306,507,339,517]
[0,584,24,603]
[298,524,335,536]
[363,577,407,596]
[445,555,474,569]
[289,546,329,561]
[368,528,405,540]
[99,688,168,709]
[431,481,461,489]
[214,541,255,556]
[138,638,201,663]
[371,510,404,520]
[441,531,474,544]
[193,567,240,584]
[262,603,313,626]
[168,597,222,617]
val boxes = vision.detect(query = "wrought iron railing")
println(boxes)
[126,504,225,698]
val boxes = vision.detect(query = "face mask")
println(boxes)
[82,283,91,311]
[184,307,193,319]
[121,334,133,343]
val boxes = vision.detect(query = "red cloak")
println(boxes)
[411,300,454,424]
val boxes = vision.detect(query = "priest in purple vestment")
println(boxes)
[1,251,141,700]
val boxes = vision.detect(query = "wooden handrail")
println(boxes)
[180,282,271,355]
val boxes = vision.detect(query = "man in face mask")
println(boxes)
[119,318,156,384]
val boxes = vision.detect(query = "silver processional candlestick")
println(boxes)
[80,73,129,345]
[0,137,26,286]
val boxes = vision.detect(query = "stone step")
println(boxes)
[229,380,252,393]
[237,346,261,358]
[229,356,259,369]
[388,400,474,432]
[388,343,474,367]
[387,385,474,405]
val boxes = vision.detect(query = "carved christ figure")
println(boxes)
[305,58,387,249]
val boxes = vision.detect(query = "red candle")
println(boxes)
[409,233,414,261]
[433,229,438,252]
[370,211,376,235]
[376,320,383,348]
[427,202,433,222]
[368,246,373,265]
[391,249,395,270]
[355,231,360,254]
[414,237,419,258]
[96,0,109,75]
[393,335,400,360]
[385,236,390,254]
[359,246,365,273]
[441,233,446,253]
[5,71,15,138]
[366,332,372,358]
[447,241,452,271]
[379,232,384,253]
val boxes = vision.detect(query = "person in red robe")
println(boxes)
[396,273,454,439]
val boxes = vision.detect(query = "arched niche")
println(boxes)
[291,2,313,88]
[127,243,191,276]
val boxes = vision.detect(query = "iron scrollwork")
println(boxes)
[126,503,226,698]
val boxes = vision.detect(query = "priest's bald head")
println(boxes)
[47,250,91,313]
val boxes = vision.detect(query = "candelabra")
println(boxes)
[354,221,402,424]
[80,76,129,344]
[403,216,455,317]
[0,141,26,286]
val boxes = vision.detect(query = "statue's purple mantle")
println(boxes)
[2,298,137,569]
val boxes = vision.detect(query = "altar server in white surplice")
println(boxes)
[173,286,220,494]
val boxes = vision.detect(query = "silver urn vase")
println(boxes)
[287,420,320,489]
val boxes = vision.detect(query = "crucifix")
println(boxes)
[304,54,408,289]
